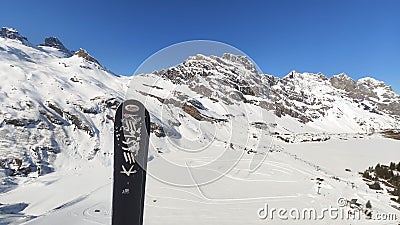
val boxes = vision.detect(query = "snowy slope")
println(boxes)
[0,28,399,224]
[0,28,129,180]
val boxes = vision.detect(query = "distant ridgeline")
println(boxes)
[361,162,400,204]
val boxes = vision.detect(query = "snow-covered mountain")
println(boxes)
[0,28,399,224]
[0,27,128,177]
[155,54,400,132]
[1,25,399,183]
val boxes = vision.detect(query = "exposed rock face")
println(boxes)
[182,103,227,123]
[263,71,335,123]
[73,48,109,71]
[220,53,258,74]
[154,53,272,108]
[156,59,400,124]
[330,75,400,117]
[75,48,101,65]
[0,27,29,44]
[358,79,400,115]
[40,37,73,56]
[330,73,356,92]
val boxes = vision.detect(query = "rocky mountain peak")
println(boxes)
[183,53,258,74]
[329,75,400,117]
[357,77,386,88]
[185,54,208,61]
[0,27,29,44]
[330,73,356,92]
[40,37,72,57]
[154,53,271,105]
[283,71,328,81]
[283,70,298,79]
[220,53,257,73]
[353,77,392,100]
[74,48,101,65]
[334,72,351,79]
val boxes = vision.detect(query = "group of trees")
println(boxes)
[362,162,400,203]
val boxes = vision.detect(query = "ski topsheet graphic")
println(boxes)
[112,100,150,225]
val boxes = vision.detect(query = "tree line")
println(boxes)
[362,162,400,203]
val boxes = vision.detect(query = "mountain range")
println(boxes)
[1,26,399,177]
[0,27,399,224]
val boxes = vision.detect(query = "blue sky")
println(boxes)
[1,0,399,92]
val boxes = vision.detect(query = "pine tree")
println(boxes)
[375,164,383,178]
[366,200,372,209]
[362,171,372,180]
[390,162,396,170]
[369,181,381,190]
[393,188,400,196]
